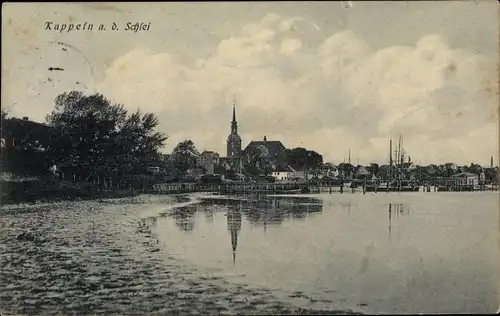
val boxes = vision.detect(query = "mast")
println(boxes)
[389,138,393,166]
[389,138,393,180]
[400,135,405,166]
[397,135,401,167]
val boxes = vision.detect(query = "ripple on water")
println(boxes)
[0,197,361,315]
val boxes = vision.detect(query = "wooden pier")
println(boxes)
[153,182,310,195]
[152,178,498,195]
[427,177,498,192]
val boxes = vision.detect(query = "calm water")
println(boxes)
[157,192,500,314]
[0,192,498,315]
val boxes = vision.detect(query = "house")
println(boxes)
[355,166,370,178]
[1,116,58,175]
[1,116,57,150]
[319,164,339,178]
[198,150,220,174]
[451,172,479,186]
[271,165,295,181]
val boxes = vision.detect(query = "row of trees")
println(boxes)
[1,91,167,189]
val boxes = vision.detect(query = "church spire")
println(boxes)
[232,101,236,123]
[231,101,238,134]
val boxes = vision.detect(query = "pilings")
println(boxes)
[152,182,305,195]
[152,178,499,195]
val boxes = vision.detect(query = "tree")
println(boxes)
[1,108,8,120]
[324,162,335,169]
[276,147,323,169]
[117,109,168,176]
[338,162,354,179]
[367,163,379,176]
[244,145,268,176]
[171,139,199,174]
[46,90,167,187]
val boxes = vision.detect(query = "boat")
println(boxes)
[369,135,420,192]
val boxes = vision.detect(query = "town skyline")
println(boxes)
[192,104,498,168]
[2,2,498,165]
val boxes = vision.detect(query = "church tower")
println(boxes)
[227,102,242,170]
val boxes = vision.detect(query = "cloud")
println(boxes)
[95,13,498,165]
[280,38,302,56]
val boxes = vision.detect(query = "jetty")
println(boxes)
[152,182,324,195]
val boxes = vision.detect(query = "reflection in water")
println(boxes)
[227,204,242,265]
[388,203,411,242]
[171,205,197,232]
[156,194,499,314]
[338,200,360,215]
[199,196,324,229]
[204,205,215,223]
[169,196,324,265]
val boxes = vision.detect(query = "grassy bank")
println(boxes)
[0,177,140,205]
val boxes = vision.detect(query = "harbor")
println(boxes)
[152,178,498,195]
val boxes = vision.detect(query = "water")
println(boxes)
[0,192,498,315]
[156,192,500,314]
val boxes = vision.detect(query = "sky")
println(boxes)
[2,1,499,166]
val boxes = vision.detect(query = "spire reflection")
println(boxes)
[227,202,242,265]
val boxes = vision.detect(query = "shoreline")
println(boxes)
[0,178,141,206]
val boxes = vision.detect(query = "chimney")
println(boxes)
[23,117,29,120]
[264,136,267,142]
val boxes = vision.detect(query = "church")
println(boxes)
[225,104,244,173]
[222,103,286,174]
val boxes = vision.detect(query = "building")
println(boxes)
[451,172,479,186]
[226,104,243,172]
[355,166,370,178]
[242,136,286,165]
[198,150,219,174]
[1,116,57,175]
[1,116,56,150]
[271,165,295,181]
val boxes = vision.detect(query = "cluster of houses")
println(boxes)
[145,106,498,187]
[2,111,497,189]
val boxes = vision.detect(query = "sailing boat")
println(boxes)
[367,135,419,192]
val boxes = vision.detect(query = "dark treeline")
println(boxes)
[1,91,167,194]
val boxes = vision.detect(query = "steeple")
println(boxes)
[227,101,242,160]
[231,101,238,134]
[232,101,236,122]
